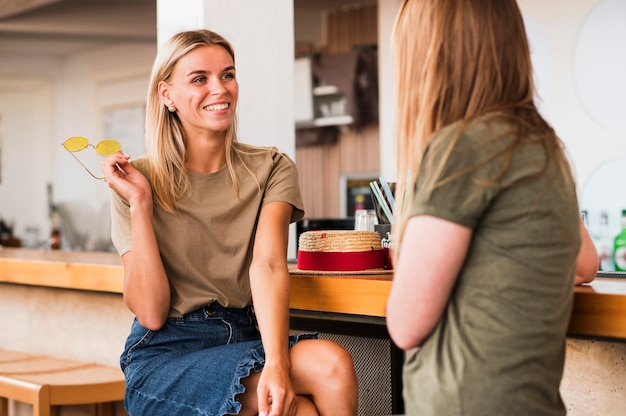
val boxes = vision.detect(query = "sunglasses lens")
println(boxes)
[95,140,121,156]
[63,136,89,152]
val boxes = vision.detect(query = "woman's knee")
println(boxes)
[292,339,358,389]
[291,340,358,415]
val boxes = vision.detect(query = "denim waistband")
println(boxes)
[175,303,255,326]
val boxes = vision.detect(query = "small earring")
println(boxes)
[166,100,176,112]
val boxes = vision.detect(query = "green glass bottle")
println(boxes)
[598,211,614,271]
[613,210,626,271]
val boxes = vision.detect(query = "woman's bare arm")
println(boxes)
[248,201,297,415]
[386,215,472,350]
[575,218,598,285]
[103,152,170,330]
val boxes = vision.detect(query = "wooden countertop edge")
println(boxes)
[1,248,625,339]
[290,273,391,317]
[568,290,626,339]
[0,252,124,293]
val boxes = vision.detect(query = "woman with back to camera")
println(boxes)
[101,29,358,416]
[386,1,597,415]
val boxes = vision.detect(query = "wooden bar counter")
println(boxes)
[1,247,625,415]
[1,247,624,339]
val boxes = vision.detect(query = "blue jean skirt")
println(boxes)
[120,302,316,416]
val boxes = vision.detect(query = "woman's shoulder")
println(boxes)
[234,142,295,165]
[234,142,280,154]
[129,154,150,176]
[436,112,513,147]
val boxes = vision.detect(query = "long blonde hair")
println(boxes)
[392,0,574,243]
[145,29,260,214]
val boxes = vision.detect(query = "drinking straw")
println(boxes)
[369,181,394,224]
[378,176,395,211]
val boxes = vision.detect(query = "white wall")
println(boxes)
[0,78,53,246]
[519,0,626,236]
[377,0,402,181]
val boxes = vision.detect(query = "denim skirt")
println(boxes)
[120,302,316,416]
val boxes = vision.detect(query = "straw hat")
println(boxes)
[297,230,386,272]
[298,230,382,252]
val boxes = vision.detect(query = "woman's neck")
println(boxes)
[185,133,227,174]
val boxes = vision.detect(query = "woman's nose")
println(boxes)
[208,77,227,94]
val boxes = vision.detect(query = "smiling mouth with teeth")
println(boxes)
[206,103,229,111]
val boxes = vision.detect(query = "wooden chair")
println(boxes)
[0,349,125,416]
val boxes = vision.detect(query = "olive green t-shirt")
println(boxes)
[110,146,304,317]
[404,114,580,415]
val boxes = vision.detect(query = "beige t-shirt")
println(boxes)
[110,146,304,317]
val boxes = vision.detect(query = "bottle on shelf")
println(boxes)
[613,210,626,271]
[581,209,599,259]
[580,210,589,227]
[597,210,615,271]
[50,208,61,250]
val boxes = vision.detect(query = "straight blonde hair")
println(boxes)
[145,30,266,214]
[392,0,574,244]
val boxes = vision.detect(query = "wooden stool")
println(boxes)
[0,349,125,416]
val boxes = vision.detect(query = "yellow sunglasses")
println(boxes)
[62,136,121,180]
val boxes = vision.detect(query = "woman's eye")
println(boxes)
[223,72,235,80]
[193,76,207,83]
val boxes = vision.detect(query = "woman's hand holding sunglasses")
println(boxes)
[101,151,152,209]
[62,135,151,208]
